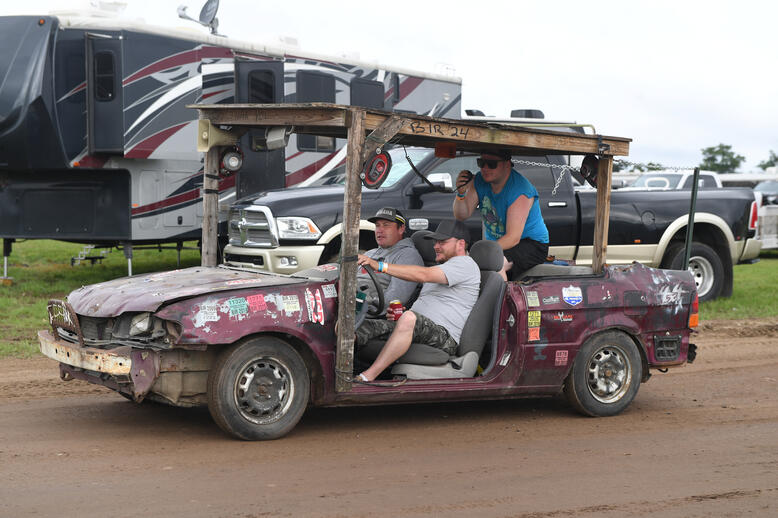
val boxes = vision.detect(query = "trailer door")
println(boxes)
[86,34,124,154]
[234,59,285,196]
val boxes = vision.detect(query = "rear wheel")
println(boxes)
[662,242,724,302]
[207,337,309,440]
[565,331,642,417]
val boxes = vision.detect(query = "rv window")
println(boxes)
[248,70,275,103]
[350,78,384,109]
[94,51,115,102]
[296,71,336,152]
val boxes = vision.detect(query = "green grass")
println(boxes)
[1,241,776,358]
[698,249,778,320]
[0,240,200,358]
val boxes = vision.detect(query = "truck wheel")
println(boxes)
[662,242,723,302]
[207,337,309,440]
[564,331,642,417]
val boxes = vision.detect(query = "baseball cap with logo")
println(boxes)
[424,219,470,244]
[368,207,406,225]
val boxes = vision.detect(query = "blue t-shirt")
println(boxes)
[473,169,549,244]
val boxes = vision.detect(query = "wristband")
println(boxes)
[456,191,466,199]
[377,260,384,273]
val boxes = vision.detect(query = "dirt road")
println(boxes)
[1,319,777,517]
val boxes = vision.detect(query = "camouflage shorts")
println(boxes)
[355,310,458,355]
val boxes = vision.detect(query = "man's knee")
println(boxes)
[395,310,416,333]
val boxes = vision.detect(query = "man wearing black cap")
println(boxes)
[354,219,480,382]
[359,207,424,314]
[453,149,549,280]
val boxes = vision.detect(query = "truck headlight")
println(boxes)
[276,217,321,240]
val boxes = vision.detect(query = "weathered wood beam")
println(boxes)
[592,156,614,273]
[201,146,221,267]
[335,109,366,392]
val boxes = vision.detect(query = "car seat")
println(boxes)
[358,239,505,379]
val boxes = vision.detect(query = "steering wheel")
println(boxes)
[355,263,385,329]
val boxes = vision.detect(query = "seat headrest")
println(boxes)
[469,240,503,271]
[411,230,436,264]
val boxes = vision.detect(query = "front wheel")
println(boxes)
[565,331,642,417]
[207,337,309,440]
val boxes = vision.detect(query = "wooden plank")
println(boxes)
[335,108,366,393]
[592,156,613,272]
[201,146,221,267]
[197,104,348,129]
[193,104,631,157]
[364,113,630,156]
[360,115,406,163]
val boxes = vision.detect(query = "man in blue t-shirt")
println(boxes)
[453,149,549,280]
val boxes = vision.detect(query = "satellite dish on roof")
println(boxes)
[177,0,222,35]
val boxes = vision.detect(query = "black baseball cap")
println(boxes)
[480,148,512,161]
[424,219,470,244]
[368,207,406,225]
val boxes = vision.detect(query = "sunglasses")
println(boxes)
[477,158,507,169]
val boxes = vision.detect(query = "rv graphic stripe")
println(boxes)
[125,123,189,159]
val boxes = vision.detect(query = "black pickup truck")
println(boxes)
[224,147,761,301]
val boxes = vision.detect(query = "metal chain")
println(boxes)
[511,159,580,196]
[612,159,697,172]
[507,158,701,196]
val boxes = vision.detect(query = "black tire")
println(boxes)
[207,337,309,440]
[565,331,642,417]
[662,242,724,302]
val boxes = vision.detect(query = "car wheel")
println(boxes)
[207,337,309,440]
[663,242,724,302]
[565,330,642,417]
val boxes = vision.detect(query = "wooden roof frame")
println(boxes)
[192,103,631,392]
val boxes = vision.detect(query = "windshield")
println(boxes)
[303,148,432,188]
[630,174,681,189]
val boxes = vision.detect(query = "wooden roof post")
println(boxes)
[335,108,366,392]
[592,155,613,273]
[202,145,221,267]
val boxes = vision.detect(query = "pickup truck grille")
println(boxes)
[228,206,278,248]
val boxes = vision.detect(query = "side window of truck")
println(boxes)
[296,71,336,152]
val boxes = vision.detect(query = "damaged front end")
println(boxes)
[40,299,215,406]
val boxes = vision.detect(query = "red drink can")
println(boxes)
[388,300,403,320]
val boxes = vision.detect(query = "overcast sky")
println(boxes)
[6,0,778,171]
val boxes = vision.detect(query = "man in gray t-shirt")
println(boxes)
[355,219,480,382]
[359,207,423,314]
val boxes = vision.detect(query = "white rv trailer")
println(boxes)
[0,6,461,264]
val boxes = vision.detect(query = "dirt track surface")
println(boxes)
[1,319,777,517]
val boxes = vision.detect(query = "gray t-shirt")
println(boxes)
[410,255,480,344]
[358,237,424,312]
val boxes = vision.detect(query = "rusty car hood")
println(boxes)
[67,266,308,317]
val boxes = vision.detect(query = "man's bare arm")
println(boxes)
[357,255,448,285]
[497,195,533,249]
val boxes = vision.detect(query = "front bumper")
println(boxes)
[223,243,325,273]
[38,330,159,400]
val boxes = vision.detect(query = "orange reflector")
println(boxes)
[434,142,456,158]
[689,313,698,328]
[73,161,80,167]
[633,239,641,244]
[38,18,46,25]
[132,203,139,208]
